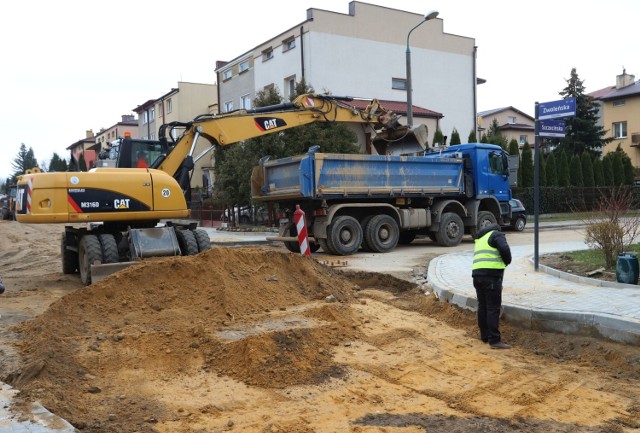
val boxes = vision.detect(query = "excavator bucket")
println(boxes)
[372,124,429,156]
[90,262,138,284]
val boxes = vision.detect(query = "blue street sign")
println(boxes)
[539,119,565,137]
[537,97,576,120]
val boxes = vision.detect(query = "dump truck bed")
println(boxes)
[252,152,465,202]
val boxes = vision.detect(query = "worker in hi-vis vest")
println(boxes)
[472,224,512,349]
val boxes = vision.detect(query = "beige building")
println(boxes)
[133,82,218,190]
[477,107,535,148]
[93,115,139,153]
[590,70,640,168]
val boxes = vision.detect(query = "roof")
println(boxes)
[478,106,534,121]
[588,85,617,100]
[66,136,96,150]
[599,81,640,100]
[347,99,443,118]
[499,123,534,131]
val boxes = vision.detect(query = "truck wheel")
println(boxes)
[327,216,362,256]
[470,211,498,238]
[513,216,526,232]
[359,215,375,251]
[98,234,119,263]
[176,229,199,256]
[61,232,79,274]
[317,238,335,254]
[435,212,464,247]
[398,231,417,245]
[79,235,103,285]
[364,214,399,253]
[193,229,211,252]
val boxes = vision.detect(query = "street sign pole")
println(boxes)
[534,102,540,271]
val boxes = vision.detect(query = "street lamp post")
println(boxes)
[405,10,439,128]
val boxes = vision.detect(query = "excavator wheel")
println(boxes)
[61,232,79,274]
[175,229,199,256]
[193,229,211,252]
[78,235,103,285]
[98,234,119,263]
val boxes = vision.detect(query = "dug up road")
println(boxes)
[0,221,639,433]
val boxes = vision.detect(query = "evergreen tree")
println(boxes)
[480,133,489,143]
[558,151,570,187]
[450,128,461,145]
[545,152,558,186]
[507,139,519,156]
[433,128,444,147]
[581,152,594,187]
[538,151,547,187]
[468,129,477,142]
[612,152,624,185]
[484,119,507,149]
[11,143,39,177]
[520,142,534,188]
[592,157,604,186]
[78,152,87,172]
[551,68,613,156]
[611,144,635,185]
[569,154,583,186]
[602,156,614,186]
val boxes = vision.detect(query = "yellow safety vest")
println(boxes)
[472,230,506,270]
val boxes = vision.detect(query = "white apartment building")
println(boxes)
[215,1,477,150]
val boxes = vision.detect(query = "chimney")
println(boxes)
[86,130,94,138]
[121,114,135,122]
[616,68,635,89]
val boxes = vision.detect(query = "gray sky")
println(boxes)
[1,0,638,180]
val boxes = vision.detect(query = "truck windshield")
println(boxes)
[489,151,509,176]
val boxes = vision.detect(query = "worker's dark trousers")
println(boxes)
[473,276,503,344]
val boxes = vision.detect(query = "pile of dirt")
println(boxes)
[8,247,361,431]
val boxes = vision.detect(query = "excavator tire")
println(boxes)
[79,235,103,285]
[98,234,119,263]
[193,229,211,252]
[176,229,198,256]
[61,232,79,274]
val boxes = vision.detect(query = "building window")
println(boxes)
[224,101,234,113]
[613,121,627,139]
[143,112,149,124]
[239,60,250,73]
[283,37,295,52]
[613,100,625,107]
[262,48,274,61]
[149,107,155,122]
[241,95,251,110]
[508,116,516,124]
[392,78,407,90]
[519,135,527,145]
[285,76,296,99]
[222,69,232,81]
[166,98,172,114]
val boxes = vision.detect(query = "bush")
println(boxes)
[584,221,624,268]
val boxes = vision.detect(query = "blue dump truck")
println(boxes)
[251,143,514,255]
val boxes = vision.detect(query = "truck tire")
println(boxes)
[327,216,363,256]
[513,216,526,232]
[176,229,199,256]
[470,211,498,238]
[364,214,399,253]
[359,215,375,252]
[398,231,417,245]
[282,222,320,254]
[61,232,79,274]
[435,212,464,247]
[98,234,119,263]
[79,235,103,285]
[317,238,335,254]
[193,229,212,252]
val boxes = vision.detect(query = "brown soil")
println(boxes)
[1,221,639,433]
[539,253,619,282]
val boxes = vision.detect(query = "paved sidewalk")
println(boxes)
[427,240,640,345]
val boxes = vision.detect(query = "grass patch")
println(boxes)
[561,244,640,271]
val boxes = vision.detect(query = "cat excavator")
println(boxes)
[15,93,426,285]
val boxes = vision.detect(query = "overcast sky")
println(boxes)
[1,0,638,180]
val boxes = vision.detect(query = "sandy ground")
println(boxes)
[0,220,639,433]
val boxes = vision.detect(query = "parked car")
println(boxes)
[221,205,268,225]
[504,198,527,231]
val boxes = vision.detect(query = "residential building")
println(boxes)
[589,69,640,168]
[477,107,535,148]
[66,130,97,170]
[92,114,138,154]
[215,1,477,152]
[132,82,218,190]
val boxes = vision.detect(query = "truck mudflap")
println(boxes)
[90,261,138,284]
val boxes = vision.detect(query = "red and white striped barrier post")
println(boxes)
[293,205,311,256]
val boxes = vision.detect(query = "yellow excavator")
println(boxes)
[15,94,424,284]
